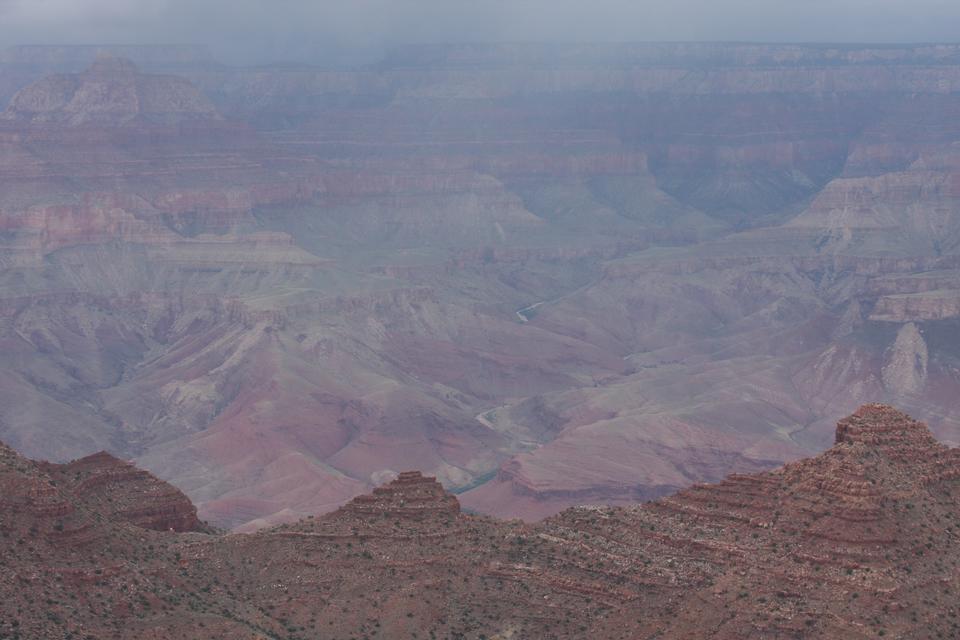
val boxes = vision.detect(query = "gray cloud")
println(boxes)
[0,0,958,64]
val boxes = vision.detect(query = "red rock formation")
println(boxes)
[335,471,460,521]
[0,441,105,547]
[41,451,204,532]
[2,405,960,639]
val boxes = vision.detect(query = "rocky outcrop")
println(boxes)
[0,441,105,546]
[41,451,204,532]
[834,403,934,445]
[3,405,960,639]
[335,471,461,521]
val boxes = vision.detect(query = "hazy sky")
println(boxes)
[0,0,958,64]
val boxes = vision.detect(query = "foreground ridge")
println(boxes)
[2,405,959,639]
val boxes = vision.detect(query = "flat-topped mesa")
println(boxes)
[339,471,461,521]
[834,404,939,450]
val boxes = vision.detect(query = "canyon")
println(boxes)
[1,405,959,638]
[0,44,959,529]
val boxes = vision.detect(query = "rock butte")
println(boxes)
[337,471,461,521]
[1,405,960,638]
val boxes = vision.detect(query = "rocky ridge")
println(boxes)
[40,451,205,532]
[1,405,959,639]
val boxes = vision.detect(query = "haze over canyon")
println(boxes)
[0,42,959,533]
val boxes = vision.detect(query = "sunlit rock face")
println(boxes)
[1,43,960,530]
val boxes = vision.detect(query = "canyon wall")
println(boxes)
[0,44,959,528]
